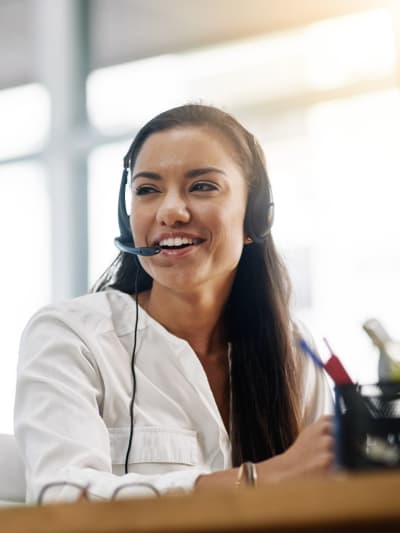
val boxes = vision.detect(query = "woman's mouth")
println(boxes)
[154,236,206,255]
[158,236,204,249]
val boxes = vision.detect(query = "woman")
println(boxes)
[15,104,333,503]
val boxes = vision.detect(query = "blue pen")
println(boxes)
[298,338,324,368]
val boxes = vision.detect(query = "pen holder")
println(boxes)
[334,382,400,470]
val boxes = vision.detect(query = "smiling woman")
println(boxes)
[15,104,333,503]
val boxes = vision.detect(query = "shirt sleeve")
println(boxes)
[14,306,210,504]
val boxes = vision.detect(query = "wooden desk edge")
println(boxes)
[1,471,399,533]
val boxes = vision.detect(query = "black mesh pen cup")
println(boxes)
[334,382,400,470]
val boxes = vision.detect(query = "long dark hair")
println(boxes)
[94,104,301,465]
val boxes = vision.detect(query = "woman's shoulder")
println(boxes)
[22,289,137,341]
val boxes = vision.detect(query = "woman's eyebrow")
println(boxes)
[185,167,227,178]
[132,171,161,181]
[132,167,227,181]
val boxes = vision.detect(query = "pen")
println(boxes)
[323,338,353,385]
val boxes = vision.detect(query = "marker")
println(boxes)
[323,338,353,385]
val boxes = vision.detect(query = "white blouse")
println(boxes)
[14,289,332,503]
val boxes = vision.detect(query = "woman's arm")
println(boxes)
[195,415,334,489]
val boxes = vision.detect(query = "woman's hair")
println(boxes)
[93,104,301,465]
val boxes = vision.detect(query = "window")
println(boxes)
[0,84,50,159]
[0,162,50,432]
[3,1,400,442]
[88,141,127,286]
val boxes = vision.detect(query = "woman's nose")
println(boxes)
[156,193,191,226]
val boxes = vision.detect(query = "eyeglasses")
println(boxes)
[37,481,161,505]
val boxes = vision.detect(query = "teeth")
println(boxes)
[159,237,195,247]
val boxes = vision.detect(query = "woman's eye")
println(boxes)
[135,185,158,195]
[191,182,218,192]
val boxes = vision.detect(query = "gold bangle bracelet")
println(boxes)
[235,461,258,488]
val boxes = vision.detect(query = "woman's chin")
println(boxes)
[152,272,208,294]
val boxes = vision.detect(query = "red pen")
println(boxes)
[323,337,353,384]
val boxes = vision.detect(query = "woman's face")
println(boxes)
[130,126,248,294]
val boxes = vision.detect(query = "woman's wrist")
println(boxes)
[195,452,290,490]
[194,466,240,490]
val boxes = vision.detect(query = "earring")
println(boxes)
[245,236,253,244]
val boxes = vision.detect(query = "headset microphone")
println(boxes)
[114,238,161,256]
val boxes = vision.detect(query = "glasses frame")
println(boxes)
[37,481,91,505]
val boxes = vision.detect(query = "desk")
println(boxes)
[0,471,399,532]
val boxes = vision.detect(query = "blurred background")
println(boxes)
[1,0,400,432]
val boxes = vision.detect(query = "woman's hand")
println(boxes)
[257,415,334,483]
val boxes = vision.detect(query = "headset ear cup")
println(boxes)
[245,185,274,242]
[265,201,274,234]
